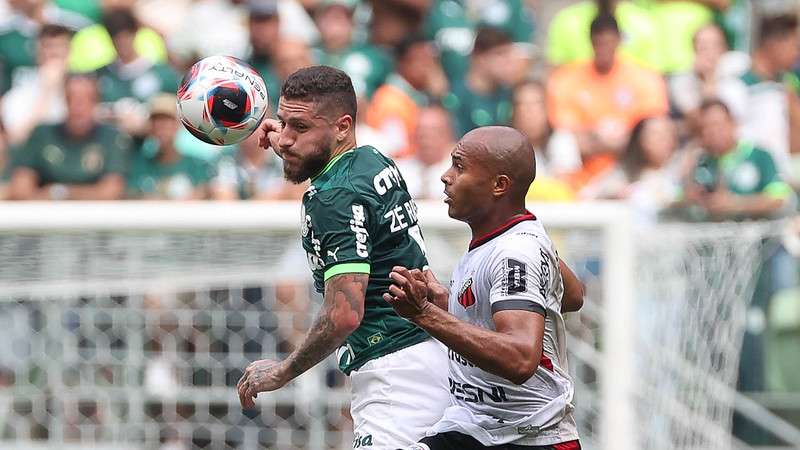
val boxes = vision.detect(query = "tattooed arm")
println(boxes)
[237,273,367,408]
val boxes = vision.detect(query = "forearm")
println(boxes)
[63,177,125,200]
[412,304,539,384]
[282,273,367,380]
[281,306,352,380]
[559,258,585,313]
[735,195,786,217]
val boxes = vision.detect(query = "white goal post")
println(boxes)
[0,201,784,450]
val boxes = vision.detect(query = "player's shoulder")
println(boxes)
[312,145,397,196]
[488,219,554,262]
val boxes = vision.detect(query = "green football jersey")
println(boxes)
[9,124,131,185]
[300,145,430,374]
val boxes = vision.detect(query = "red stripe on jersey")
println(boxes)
[468,211,537,251]
[540,354,554,372]
[552,440,581,450]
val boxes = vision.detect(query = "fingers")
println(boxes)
[409,269,426,284]
[237,363,259,409]
[388,284,407,300]
[423,268,440,285]
[388,271,410,289]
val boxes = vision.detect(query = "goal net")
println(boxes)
[0,201,786,450]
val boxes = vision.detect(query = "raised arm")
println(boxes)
[559,258,585,313]
[237,272,366,408]
[385,268,545,385]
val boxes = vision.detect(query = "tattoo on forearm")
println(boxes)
[286,273,367,378]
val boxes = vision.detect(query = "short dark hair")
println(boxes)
[39,23,73,39]
[757,14,799,46]
[590,13,620,38]
[281,65,357,120]
[394,34,429,60]
[472,27,512,54]
[103,8,138,37]
[699,98,732,118]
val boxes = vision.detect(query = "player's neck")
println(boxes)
[329,135,357,160]
[468,205,529,243]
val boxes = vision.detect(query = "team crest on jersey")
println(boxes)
[300,205,310,237]
[458,277,475,309]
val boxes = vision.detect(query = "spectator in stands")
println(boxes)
[422,0,473,81]
[313,0,391,98]
[680,100,793,221]
[96,8,180,137]
[669,23,749,135]
[68,1,170,74]
[423,0,535,82]
[127,94,214,200]
[7,74,131,200]
[212,133,303,201]
[588,116,683,222]
[547,0,659,70]
[726,15,800,186]
[366,35,448,158]
[0,0,87,94]
[548,14,668,194]
[367,0,429,49]
[0,127,8,199]
[396,104,453,200]
[273,38,314,84]
[245,0,283,112]
[445,27,518,137]
[512,80,580,178]
[1,24,71,146]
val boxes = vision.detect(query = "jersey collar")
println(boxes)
[468,211,537,251]
[311,148,355,182]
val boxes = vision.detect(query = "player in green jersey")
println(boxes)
[237,66,450,449]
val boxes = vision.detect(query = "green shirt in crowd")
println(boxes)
[247,55,281,113]
[444,77,512,137]
[424,0,534,82]
[301,145,430,374]
[0,24,36,94]
[127,142,215,199]
[10,124,131,185]
[692,141,793,200]
[97,59,180,103]
[314,43,392,98]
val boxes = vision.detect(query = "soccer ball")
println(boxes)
[176,55,269,145]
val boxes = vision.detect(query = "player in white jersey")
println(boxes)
[384,126,582,450]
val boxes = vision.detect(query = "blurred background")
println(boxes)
[1,0,800,449]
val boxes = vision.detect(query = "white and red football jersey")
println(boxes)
[429,211,579,447]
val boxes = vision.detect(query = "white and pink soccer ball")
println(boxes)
[176,55,269,145]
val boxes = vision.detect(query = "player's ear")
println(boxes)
[334,114,353,142]
[494,174,511,198]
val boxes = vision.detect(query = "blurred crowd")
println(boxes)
[0,0,797,225]
[1,0,800,447]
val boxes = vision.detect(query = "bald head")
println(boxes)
[459,126,536,202]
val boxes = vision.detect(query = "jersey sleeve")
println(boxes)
[307,189,374,281]
[487,241,554,317]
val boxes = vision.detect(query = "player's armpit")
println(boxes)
[559,259,585,313]
[284,272,368,379]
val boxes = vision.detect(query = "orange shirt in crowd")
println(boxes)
[366,75,427,159]
[547,57,668,191]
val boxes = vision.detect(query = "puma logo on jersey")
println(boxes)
[458,277,475,308]
[327,247,339,262]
